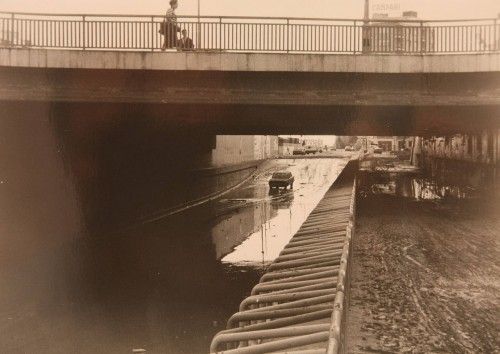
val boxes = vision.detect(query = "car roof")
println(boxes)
[272,171,292,177]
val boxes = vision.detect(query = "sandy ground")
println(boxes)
[346,195,500,354]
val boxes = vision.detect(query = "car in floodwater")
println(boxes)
[292,148,306,155]
[269,171,294,190]
[305,146,318,154]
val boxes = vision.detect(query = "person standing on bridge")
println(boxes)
[160,0,180,50]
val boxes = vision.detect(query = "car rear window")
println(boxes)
[272,172,291,178]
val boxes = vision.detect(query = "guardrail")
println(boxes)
[326,175,356,354]
[1,12,499,54]
[209,161,357,353]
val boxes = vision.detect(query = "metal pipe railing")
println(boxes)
[1,12,499,53]
[209,171,357,353]
[0,11,498,22]
[326,177,357,354]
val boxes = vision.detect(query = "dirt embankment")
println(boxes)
[346,195,500,354]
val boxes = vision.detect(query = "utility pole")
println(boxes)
[362,0,370,52]
[197,0,201,49]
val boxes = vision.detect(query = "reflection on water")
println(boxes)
[359,155,494,201]
[411,179,474,200]
[221,203,291,266]
[359,171,478,201]
[219,159,348,266]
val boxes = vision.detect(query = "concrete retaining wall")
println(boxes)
[2,48,499,73]
[0,101,277,232]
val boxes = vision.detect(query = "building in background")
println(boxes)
[211,135,278,166]
[254,135,278,160]
[336,136,358,149]
[413,131,499,194]
[365,10,435,53]
[278,137,302,155]
[278,136,326,155]
[303,138,323,150]
[417,131,499,166]
[364,136,413,152]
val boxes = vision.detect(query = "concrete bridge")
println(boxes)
[2,48,499,135]
[1,13,499,135]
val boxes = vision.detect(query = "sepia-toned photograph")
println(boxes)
[0,0,499,353]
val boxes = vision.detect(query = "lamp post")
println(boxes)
[362,0,370,52]
[197,0,201,48]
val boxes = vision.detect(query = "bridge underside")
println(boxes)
[0,67,499,135]
[2,100,498,136]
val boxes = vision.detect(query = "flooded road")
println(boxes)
[221,158,349,266]
[0,157,348,354]
[347,169,500,354]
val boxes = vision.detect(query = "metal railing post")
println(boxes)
[219,17,222,51]
[82,15,86,50]
[420,21,424,54]
[494,19,498,51]
[151,16,154,51]
[353,20,357,54]
[10,13,14,47]
[196,15,201,50]
[286,18,290,53]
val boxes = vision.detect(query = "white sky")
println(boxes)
[1,0,499,20]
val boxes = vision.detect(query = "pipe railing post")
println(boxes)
[219,17,222,52]
[197,0,201,50]
[10,13,14,47]
[196,15,201,50]
[82,15,86,50]
[150,16,154,51]
[353,20,357,54]
[494,18,498,51]
[286,18,290,53]
[420,20,424,54]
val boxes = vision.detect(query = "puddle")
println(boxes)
[358,166,481,201]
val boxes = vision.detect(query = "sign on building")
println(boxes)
[371,0,401,17]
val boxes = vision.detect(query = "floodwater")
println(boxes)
[358,170,476,200]
[348,181,500,354]
[349,158,499,353]
[358,157,493,200]
[0,157,348,354]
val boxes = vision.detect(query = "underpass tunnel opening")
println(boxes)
[1,100,499,233]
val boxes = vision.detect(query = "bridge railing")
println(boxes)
[1,12,498,54]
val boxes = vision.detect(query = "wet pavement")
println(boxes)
[346,172,500,354]
[220,158,349,266]
[0,157,348,354]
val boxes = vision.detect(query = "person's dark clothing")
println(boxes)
[178,37,194,50]
[163,23,179,48]
[161,8,179,49]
